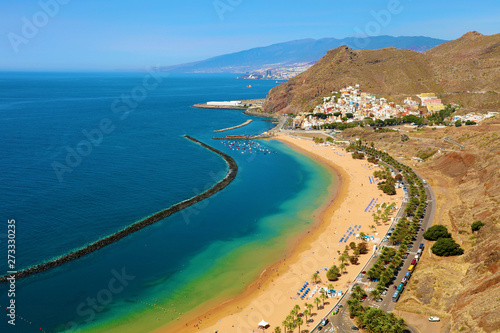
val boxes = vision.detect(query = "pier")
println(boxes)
[213,119,253,133]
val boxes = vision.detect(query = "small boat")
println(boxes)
[247,85,252,88]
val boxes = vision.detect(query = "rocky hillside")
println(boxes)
[264,32,500,114]
[334,118,500,332]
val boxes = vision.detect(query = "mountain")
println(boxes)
[263,32,500,114]
[163,36,447,73]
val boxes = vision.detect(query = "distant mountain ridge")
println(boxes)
[163,35,447,73]
[263,32,500,114]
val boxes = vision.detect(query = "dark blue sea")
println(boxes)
[0,72,333,332]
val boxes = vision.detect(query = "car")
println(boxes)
[321,318,329,326]
[351,326,360,330]
[429,316,440,322]
[318,326,323,331]
[376,298,383,302]
[381,290,387,296]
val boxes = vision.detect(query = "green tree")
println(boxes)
[303,309,310,324]
[423,225,451,241]
[311,272,320,284]
[455,119,462,127]
[274,327,281,333]
[327,265,340,281]
[471,220,485,232]
[349,241,357,250]
[320,289,328,307]
[314,297,321,310]
[295,317,303,333]
[431,237,464,256]
[306,302,313,315]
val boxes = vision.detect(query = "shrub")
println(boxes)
[327,265,341,281]
[431,238,464,256]
[382,182,396,195]
[352,152,365,159]
[471,220,485,232]
[455,119,462,127]
[357,242,369,254]
[423,225,451,241]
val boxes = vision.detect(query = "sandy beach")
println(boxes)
[157,133,403,333]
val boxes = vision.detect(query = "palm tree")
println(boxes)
[311,272,320,284]
[370,289,381,300]
[339,253,349,265]
[290,309,297,319]
[286,321,296,333]
[320,290,328,307]
[282,320,287,333]
[314,297,321,310]
[295,317,303,333]
[306,302,313,314]
[293,304,301,314]
[353,285,364,295]
[339,263,346,274]
[303,309,310,324]
[274,327,282,333]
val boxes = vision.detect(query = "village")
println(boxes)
[292,85,497,130]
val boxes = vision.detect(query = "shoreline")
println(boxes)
[156,133,403,333]
[155,135,346,333]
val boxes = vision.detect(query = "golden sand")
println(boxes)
[156,133,403,333]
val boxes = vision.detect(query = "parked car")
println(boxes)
[429,316,440,322]
[351,326,360,331]
[321,318,329,326]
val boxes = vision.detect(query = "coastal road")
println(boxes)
[313,164,437,333]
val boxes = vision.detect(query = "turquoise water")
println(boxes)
[0,73,334,332]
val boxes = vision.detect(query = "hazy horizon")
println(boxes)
[1,0,499,71]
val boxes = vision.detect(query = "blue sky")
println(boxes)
[0,0,499,70]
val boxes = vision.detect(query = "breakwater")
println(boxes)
[0,135,238,283]
[213,119,253,133]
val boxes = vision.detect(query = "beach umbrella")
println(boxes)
[258,320,269,328]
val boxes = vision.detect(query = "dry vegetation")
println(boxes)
[264,32,500,114]
[335,117,500,332]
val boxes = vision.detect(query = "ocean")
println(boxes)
[0,72,334,332]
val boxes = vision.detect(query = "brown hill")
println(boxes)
[332,118,500,332]
[264,32,500,114]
